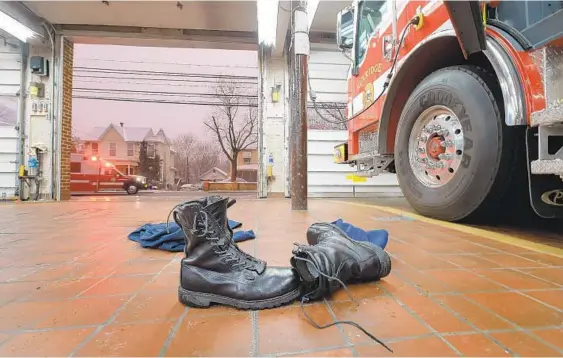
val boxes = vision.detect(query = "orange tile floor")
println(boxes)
[0,197,561,357]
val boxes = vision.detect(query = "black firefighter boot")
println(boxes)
[290,222,391,301]
[290,222,393,352]
[173,197,301,310]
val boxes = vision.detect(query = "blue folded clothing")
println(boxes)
[128,220,254,252]
[332,218,389,249]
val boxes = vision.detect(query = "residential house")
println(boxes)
[199,167,228,182]
[234,148,258,182]
[80,123,177,188]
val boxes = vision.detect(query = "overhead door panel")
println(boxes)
[0,40,21,199]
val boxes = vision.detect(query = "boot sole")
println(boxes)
[178,286,301,310]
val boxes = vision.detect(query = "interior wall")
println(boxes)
[24,42,55,199]
[261,54,288,195]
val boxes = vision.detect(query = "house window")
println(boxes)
[109,143,116,157]
[127,143,134,157]
[147,143,155,158]
[242,151,252,164]
[91,142,98,155]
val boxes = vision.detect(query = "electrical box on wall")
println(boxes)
[30,56,49,77]
[29,82,45,98]
[31,99,49,116]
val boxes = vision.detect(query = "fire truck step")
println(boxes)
[526,127,563,218]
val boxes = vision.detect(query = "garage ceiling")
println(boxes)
[23,1,258,32]
[20,0,346,50]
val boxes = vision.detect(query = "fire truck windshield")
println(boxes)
[357,0,386,63]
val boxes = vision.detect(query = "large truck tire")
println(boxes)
[394,65,526,222]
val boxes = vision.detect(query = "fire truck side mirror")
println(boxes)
[337,7,354,51]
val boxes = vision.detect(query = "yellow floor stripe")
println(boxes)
[333,200,563,258]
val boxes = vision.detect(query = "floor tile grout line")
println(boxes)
[10,241,114,283]
[392,254,562,355]
[465,251,563,288]
[433,252,563,312]
[67,258,178,357]
[386,218,561,263]
[0,312,559,336]
[389,234,563,308]
[158,306,189,357]
[435,253,563,322]
[390,267,517,356]
[4,282,561,306]
[377,284,464,356]
[8,271,118,331]
[250,310,259,357]
[461,253,563,311]
[322,297,358,357]
[269,343,362,357]
[409,222,561,264]
[0,317,190,335]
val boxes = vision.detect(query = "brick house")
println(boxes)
[234,148,258,182]
[80,123,177,188]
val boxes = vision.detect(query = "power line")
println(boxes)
[73,88,258,98]
[73,95,258,107]
[74,57,258,69]
[73,74,257,84]
[73,78,257,89]
[73,67,258,80]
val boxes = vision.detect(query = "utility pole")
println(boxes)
[290,1,309,210]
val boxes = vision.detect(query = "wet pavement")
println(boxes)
[0,196,561,357]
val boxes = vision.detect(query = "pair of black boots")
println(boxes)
[172,195,392,309]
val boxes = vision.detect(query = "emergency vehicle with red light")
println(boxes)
[70,153,147,195]
[332,0,563,221]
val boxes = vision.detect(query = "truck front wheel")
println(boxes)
[126,184,139,195]
[394,65,524,222]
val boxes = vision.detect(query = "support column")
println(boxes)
[258,46,290,198]
[59,38,74,200]
[290,4,309,210]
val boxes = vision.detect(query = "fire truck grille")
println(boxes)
[359,130,379,154]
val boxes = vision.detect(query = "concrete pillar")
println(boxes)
[258,49,290,197]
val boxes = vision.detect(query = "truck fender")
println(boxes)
[377,28,526,155]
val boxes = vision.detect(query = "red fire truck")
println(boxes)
[70,153,147,195]
[332,0,563,221]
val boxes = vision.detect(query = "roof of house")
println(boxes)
[237,163,258,171]
[81,123,166,142]
[199,167,228,180]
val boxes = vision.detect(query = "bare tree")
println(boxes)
[191,141,221,181]
[71,135,83,153]
[172,133,198,183]
[204,78,258,182]
[308,102,348,131]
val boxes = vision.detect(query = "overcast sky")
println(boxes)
[72,44,258,140]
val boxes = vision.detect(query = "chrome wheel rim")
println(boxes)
[408,105,465,188]
[128,185,137,194]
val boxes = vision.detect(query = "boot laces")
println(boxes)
[292,244,393,353]
[167,200,262,267]
[195,211,253,270]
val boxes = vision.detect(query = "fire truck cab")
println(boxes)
[70,153,148,195]
[333,0,563,221]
